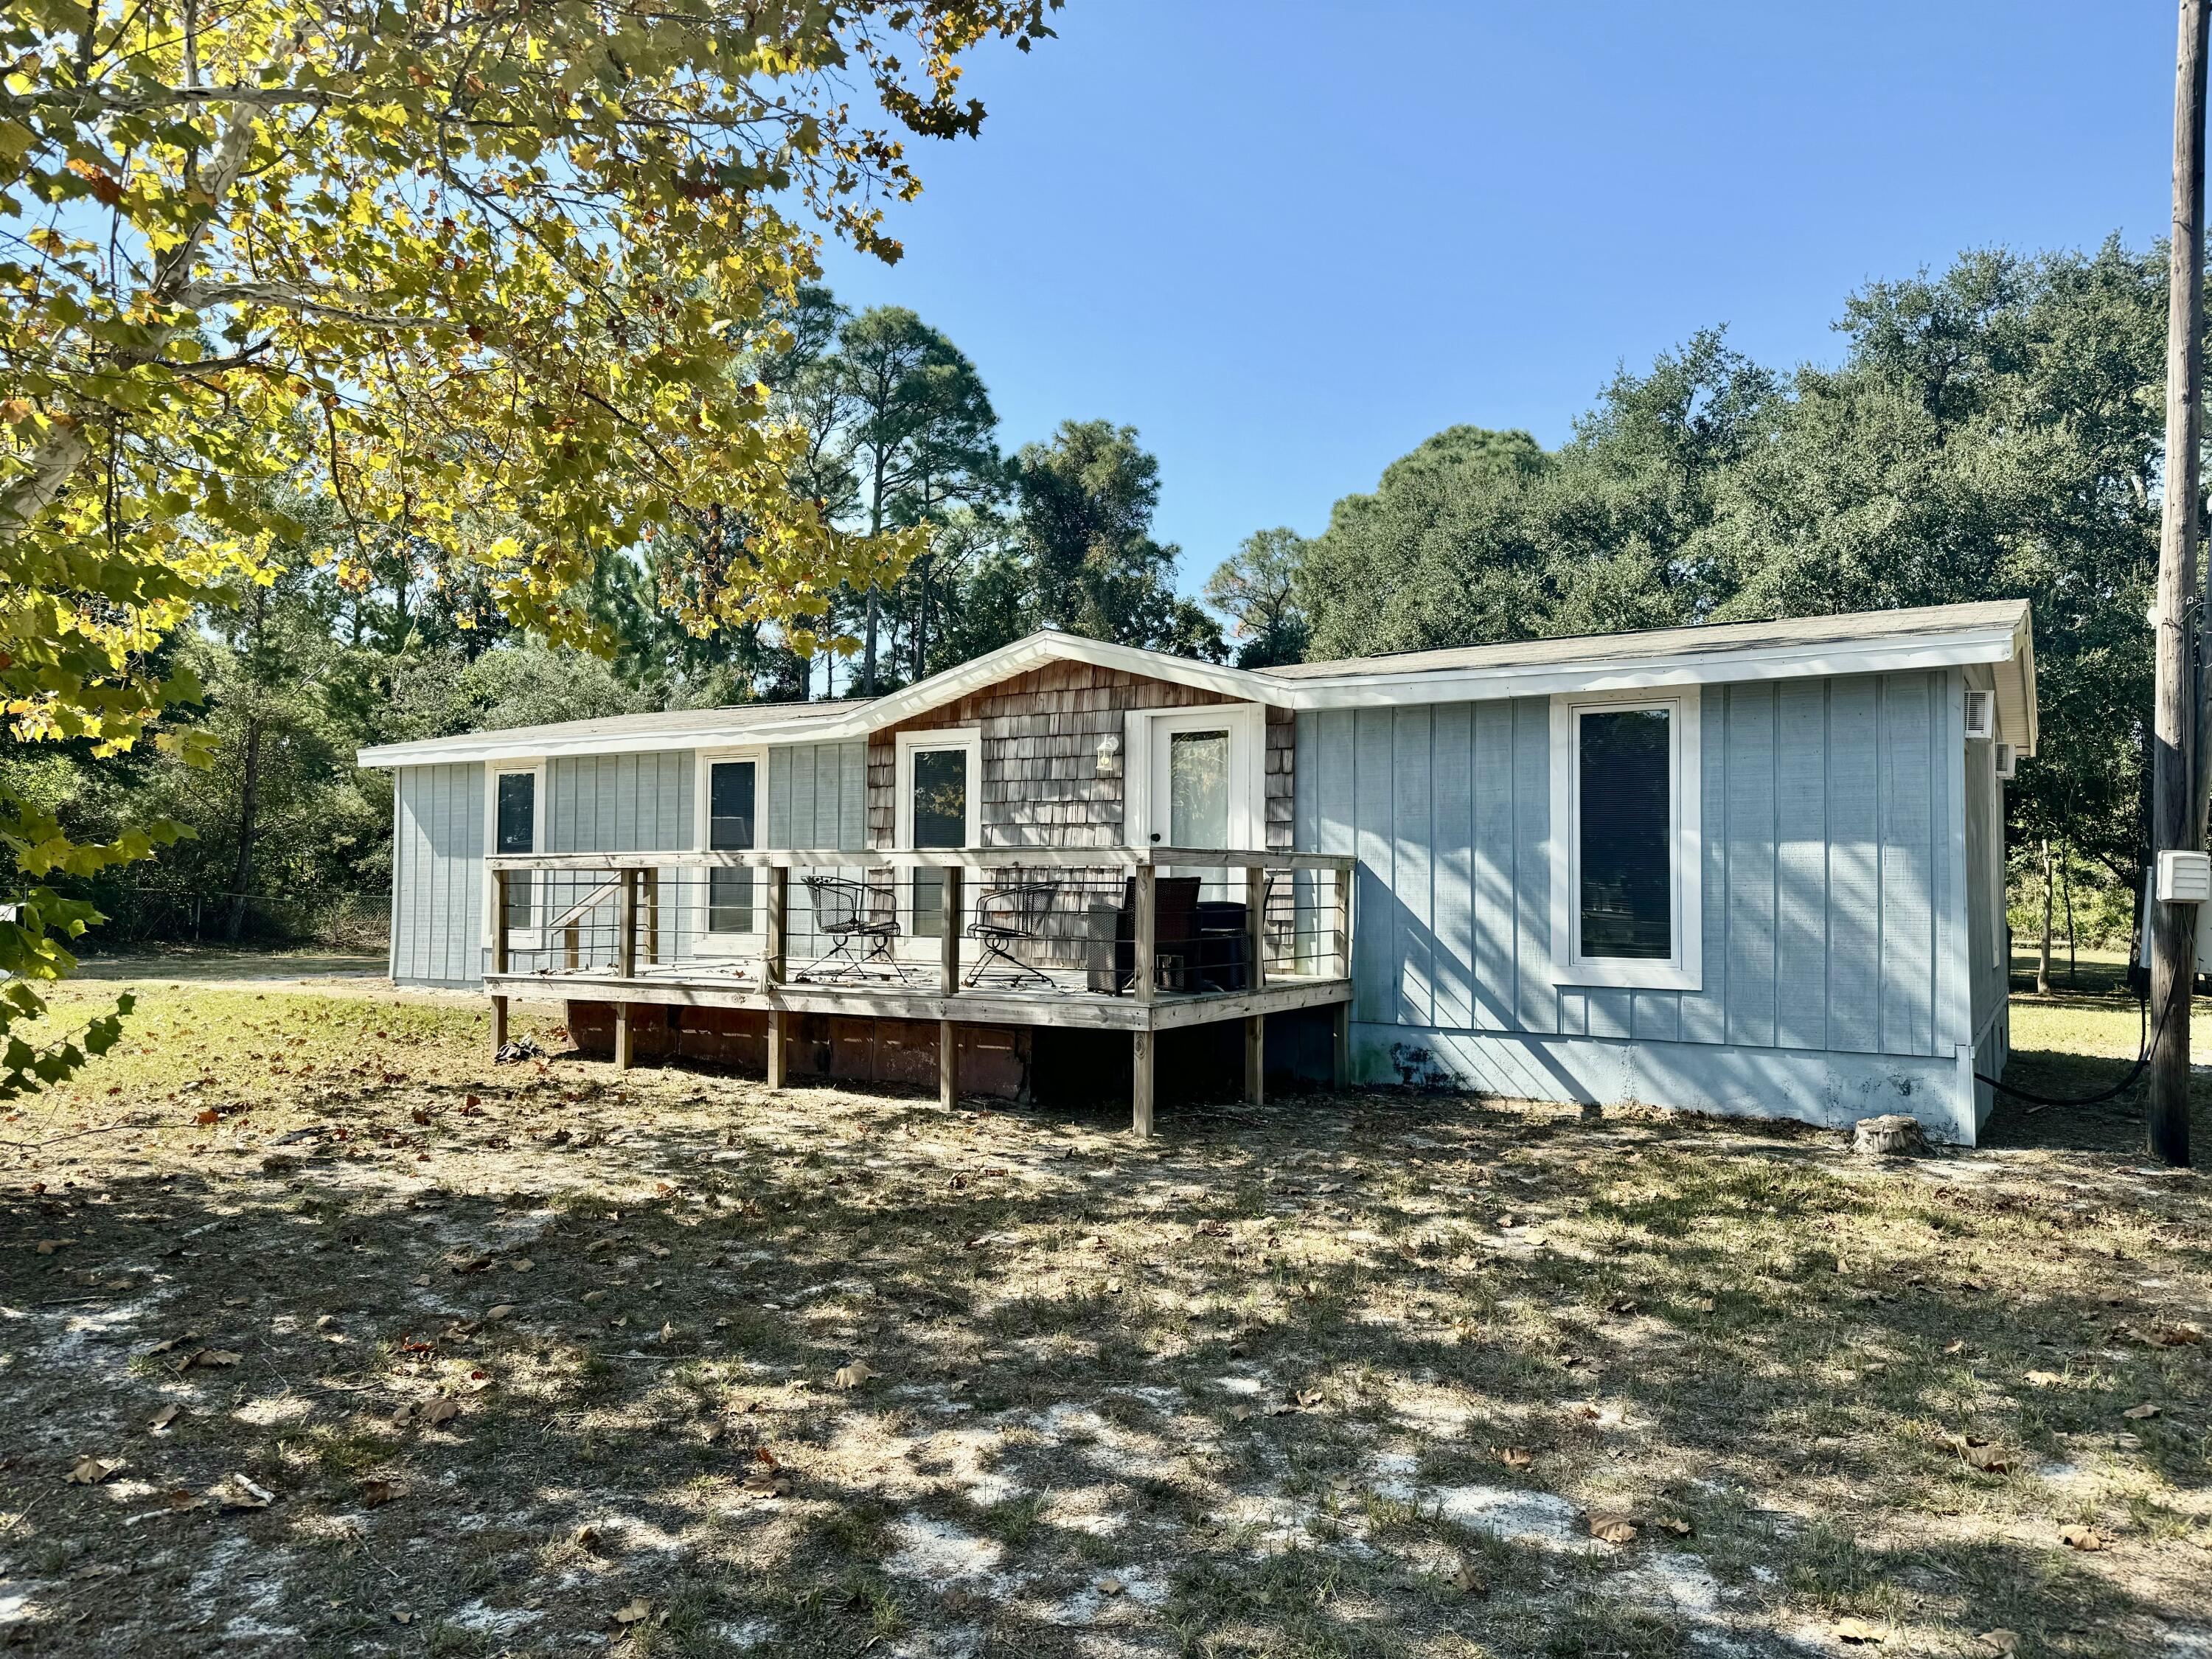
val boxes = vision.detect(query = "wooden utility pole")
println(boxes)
[2152,0,2208,1168]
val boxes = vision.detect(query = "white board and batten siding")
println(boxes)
[1296,668,2002,1142]
[387,740,866,988]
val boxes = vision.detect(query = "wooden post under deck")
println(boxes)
[1132,1029,1155,1138]
[1331,1000,1349,1090]
[764,866,788,1091]
[939,867,962,1110]
[613,870,638,1071]
[1131,864,1158,1137]
[1245,1015,1265,1107]
[490,867,510,1054]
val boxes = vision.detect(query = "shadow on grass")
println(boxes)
[5,1077,2208,1656]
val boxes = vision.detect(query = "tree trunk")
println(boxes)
[2062,844,2079,986]
[2037,839,2053,995]
[225,715,262,945]
[2153,0,2208,1168]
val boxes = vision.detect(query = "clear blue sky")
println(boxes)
[816,1,2177,591]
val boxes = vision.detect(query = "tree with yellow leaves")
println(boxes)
[0,0,1060,1094]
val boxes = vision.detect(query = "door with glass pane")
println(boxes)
[1147,714,1239,851]
[907,742,971,939]
[703,756,759,946]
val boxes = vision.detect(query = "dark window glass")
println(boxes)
[497,772,535,928]
[1578,709,1672,961]
[708,761,756,933]
[911,748,968,939]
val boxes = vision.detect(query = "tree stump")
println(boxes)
[1851,1113,1932,1158]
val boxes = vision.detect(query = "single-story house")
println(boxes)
[355,597,2034,1144]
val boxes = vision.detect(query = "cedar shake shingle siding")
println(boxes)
[865,658,1292,852]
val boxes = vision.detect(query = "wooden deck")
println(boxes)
[481,846,1355,1135]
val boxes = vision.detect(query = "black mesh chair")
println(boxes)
[799,874,909,982]
[965,880,1059,990]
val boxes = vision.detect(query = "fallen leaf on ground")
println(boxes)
[1293,1386,1325,1408]
[2151,1323,2203,1347]
[2023,1370,2063,1388]
[161,1488,205,1513]
[1944,1339,1966,1355]
[1976,1632,2020,1656]
[36,1239,73,1255]
[211,1472,273,1509]
[147,1405,181,1433]
[2060,1523,2107,1551]
[1655,1515,1693,1536]
[1096,1576,1123,1596]
[191,1349,241,1369]
[571,1523,602,1551]
[834,1360,879,1390]
[421,1400,459,1427]
[1956,1437,2014,1474]
[613,1597,654,1626]
[1447,1557,1487,1596]
[66,1456,122,1485]
[1587,1512,1638,1544]
[360,1478,394,1508]
[485,1304,515,1322]
[2123,1402,2160,1420]
[1495,1446,1534,1470]
[1834,1616,1885,1644]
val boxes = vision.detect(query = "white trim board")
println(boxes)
[1547,688,1703,992]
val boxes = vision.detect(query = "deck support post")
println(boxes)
[939,1019,959,1110]
[643,870,661,965]
[1133,865,1157,1006]
[941,866,963,992]
[1245,1013,1265,1107]
[764,866,788,1091]
[490,866,511,1057]
[1330,1001,1349,1090]
[1131,1029,1155,1138]
[613,1002,633,1071]
[765,866,788,986]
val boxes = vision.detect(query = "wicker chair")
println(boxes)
[965,880,1059,990]
[798,874,909,982]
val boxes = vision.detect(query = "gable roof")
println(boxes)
[356,599,2037,768]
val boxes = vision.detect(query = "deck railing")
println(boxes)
[481,846,1354,1005]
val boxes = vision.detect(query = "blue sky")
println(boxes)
[816,1,2177,591]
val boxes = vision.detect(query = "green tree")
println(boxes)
[0,0,1058,1096]
[1013,420,1222,658]
[1204,527,1312,668]
[833,306,1003,692]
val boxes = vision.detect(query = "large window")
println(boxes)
[494,768,538,931]
[1577,709,1672,960]
[897,730,981,940]
[706,758,757,933]
[1550,691,1701,990]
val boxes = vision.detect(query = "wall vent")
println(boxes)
[1964,689,1995,740]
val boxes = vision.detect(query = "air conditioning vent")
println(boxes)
[1994,742,2017,779]
[1964,689,1995,740]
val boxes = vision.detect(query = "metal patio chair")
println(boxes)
[965,879,1060,990]
[798,874,910,983]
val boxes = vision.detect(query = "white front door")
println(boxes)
[1147,709,1249,851]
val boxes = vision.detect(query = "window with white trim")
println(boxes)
[895,728,982,939]
[484,759,544,946]
[1549,689,1702,990]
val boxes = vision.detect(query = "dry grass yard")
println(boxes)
[1,969,2208,1658]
